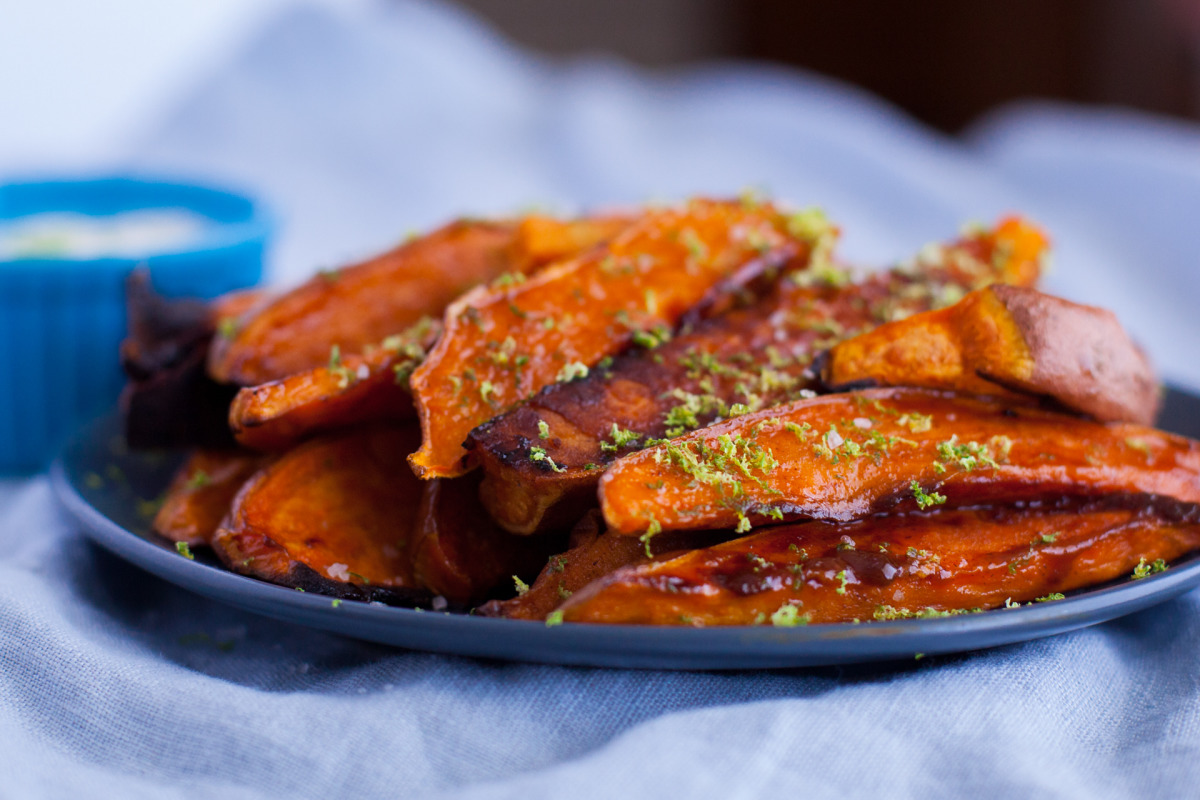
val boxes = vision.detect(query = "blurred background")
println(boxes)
[468,0,1200,131]
[6,0,1200,169]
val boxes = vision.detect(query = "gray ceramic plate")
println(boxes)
[51,389,1200,670]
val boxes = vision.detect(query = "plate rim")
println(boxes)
[49,400,1200,670]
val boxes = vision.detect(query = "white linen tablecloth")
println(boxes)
[4,2,1200,796]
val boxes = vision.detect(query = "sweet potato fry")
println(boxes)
[210,216,631,387]
[121,272,269,449]
[208,220,518,386]
[469,216,1049,534]
[228,319,439,451]
[153,450,265,546]
[212,425,428,603]
[409,198,824,479]
[409,474,564,604]
[598,387,1200,537]
[824,284,1160,424]
[477,512,730,620]
[510,214,633,273]
[224,217,631,451]
[558,504,1200,625]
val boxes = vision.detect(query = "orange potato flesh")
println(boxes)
[559,505,1200,625]
[598,388,1200,537]
[825,284,1160,425]
[409,474,564,604]
[153,450,265,546]
[470,217,1050,534]
[224,217,631,452]
[208,220,518,386]
[212,425,427,603]
[408,198,820,479]
[228,320,439,452]
[510,214,634,273]
[477,512,731,620]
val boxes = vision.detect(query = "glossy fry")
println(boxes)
[477,512,731,620]
[559,505,1200,625]
[510,214,633,273]
[208,220,518,385]
[598,387,1200,536]
[153,450,265,546]
[409,474,564,604]
[470,216,1049,534]
[212,425,428,603]
[228,320,438,451]
[409,198,817,479]
[224,216,631,451]
[824,284,1159,424]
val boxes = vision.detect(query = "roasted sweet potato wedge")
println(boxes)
[210,216,632,386]
[409,198,827,480]
[121,272,268,449]
[153,450,266,546]
[224,217,632,451]
[212,425,428,603]
[409,474,564,604]
[510,214,634,273]
[477,512,730,620]
[208,220,517,386]
[824,284,1160,424]
[598,387,1200,537]
[558,504,1200,625]
[228,319,439,451]
[469,216,1049,534]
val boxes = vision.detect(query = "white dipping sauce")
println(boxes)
[0,209,212,260]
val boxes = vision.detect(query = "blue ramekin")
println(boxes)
[0,177,272,473]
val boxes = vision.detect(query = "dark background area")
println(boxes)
[458,0,1200,132]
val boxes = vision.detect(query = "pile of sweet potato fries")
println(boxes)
[121,196,1200,626]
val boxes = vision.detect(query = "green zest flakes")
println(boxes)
[175,542,194,560]
[556,362,589,383]
[1132,557,1168,580]
[910,481,946,510]
[528,446,566,473]
[770,603,810,627]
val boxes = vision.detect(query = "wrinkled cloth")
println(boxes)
[4,2,1200,797]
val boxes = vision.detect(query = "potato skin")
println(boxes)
[212,425,428,604]
[598,387,1200,536]
[560,504,1200,625]
[824,284,1160,425]
[153,450,265,546]
[407,198,811,480]
[469,216,1049,535]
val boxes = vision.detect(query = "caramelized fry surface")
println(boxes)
[212,425,427,602]
[409,474,563,604]
[478,512,731,620]
[510,214,633,273]
[560,505,1200,625]
[228,320,438,451]
[825,284,1159,424]
[153,450,265,546]
[208,220,517,385]
[599,388,1200,536]
[409,198,813,479]
[470,217,1049,534]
